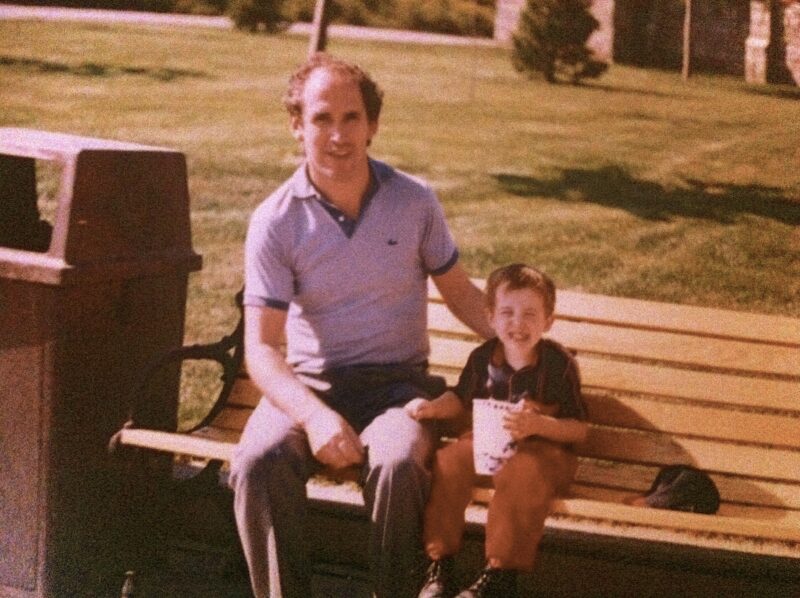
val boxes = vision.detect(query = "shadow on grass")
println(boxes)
[0,55,208,81]
[581,81,690,100]
[743,84,800,101]
[494,166,800,225]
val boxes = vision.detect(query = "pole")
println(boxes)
[682,0,692,80]
[308,0,331,57]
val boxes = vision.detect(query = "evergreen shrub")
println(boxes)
[512,0,608,83]
[227,0,286,31]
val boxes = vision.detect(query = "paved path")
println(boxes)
[0,4,498,47]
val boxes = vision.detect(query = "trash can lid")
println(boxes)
[0,128,177,160]
[0,128,202,285]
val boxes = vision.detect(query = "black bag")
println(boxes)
[643,465,720,514]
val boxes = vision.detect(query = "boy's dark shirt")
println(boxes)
[452,337,587,421]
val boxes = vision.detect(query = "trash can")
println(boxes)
[0,128,202,597]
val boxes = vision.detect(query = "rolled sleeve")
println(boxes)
[243,208,294,310]
[420,190,459,275]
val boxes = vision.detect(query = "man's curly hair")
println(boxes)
[283,52,384,122]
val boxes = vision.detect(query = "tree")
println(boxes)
[228,0,286,32]
[512,0,608,84]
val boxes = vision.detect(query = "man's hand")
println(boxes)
[303,407,365,469]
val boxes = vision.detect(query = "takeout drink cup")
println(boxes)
[472,398,519,475]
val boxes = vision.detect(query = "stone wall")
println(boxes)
[495,0,799,84]
[611,0,751,74]
[786,1,800,84]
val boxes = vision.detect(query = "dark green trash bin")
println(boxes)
[0,128,202,597]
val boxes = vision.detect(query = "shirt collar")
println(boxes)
[288,157,393,202]
[489,337,542,374]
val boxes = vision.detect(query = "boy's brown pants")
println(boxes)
[423,433,577,572]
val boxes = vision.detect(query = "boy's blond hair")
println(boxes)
[485,264,556,316]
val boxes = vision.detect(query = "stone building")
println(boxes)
[747,0,800,84]
[494,0,799,85]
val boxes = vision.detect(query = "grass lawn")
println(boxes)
[2,20,799,420]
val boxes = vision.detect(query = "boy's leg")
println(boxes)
[228,399,318,598]
[361,405,437,598]
[423,434,476,560]
[485,439,577,571]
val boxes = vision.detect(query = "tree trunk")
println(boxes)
[681,0,692,80]
[308,0,331,57]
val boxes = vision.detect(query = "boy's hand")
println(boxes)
[503,401,589,444]
[405,398,436,420]
[503,402,544,440]
[405,391,465,421]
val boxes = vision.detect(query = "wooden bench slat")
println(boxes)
[211,405,253,431]
[556,290,800,348]
[429,336,799,411]
[210,392,800,452]
[429,301,800,376]
[120,427,235,462]
[584,393,800,449]
[550,498,800,546]
[574,460,800,511]
[582,427,800,483]
[226,376,261,408]
[577,357,798,412]
[565,484,800,525]
[550,320,800,377]
[429,281,800,347]
[472,484,800,527]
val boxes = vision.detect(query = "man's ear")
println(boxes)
[290,116,303,142]
[544,313,555,332]
[367,119,379,146]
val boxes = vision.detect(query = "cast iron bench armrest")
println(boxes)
[109,292,244,453]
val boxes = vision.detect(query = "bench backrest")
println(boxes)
[212,281,800,524]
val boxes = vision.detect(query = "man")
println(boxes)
[229,53,492,598]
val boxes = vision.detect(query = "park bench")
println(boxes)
[114,281,800,595]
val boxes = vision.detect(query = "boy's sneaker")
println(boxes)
[418,556,456,598]
[455,566,518,598]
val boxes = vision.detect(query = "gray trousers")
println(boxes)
[229,374,438,598]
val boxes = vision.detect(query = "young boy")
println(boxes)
[405,264,589,598]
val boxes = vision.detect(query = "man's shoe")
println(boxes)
[418,557,456,598]
[455,566,518,598]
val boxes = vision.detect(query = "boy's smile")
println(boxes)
[489,283,555,370]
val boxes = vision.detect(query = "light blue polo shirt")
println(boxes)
[244,158,459,375]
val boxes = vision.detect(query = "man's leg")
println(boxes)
[228,399,317,598]
[360,406,437,598]
[486,440,577,571]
